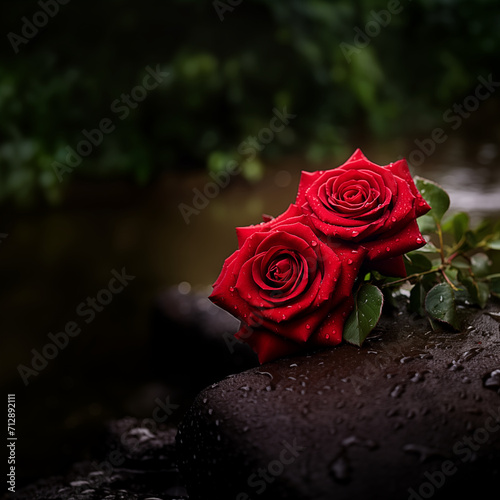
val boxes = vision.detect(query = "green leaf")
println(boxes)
[417,213,438,234]
[457,269,489,308]
[471,253,491,278]
[486,239,500,250]
[476,282,490,308]
[404,252,433,274]
[487,274,500,298]
[425,283,460,330]
[474,219,497,243]
[409,281,427,316]
[442,212,469,243]
[450,256,471,270]
[415,177,450,229]
[343,284,384,347]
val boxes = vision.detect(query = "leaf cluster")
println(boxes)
[344,177,500,346]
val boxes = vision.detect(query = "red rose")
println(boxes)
[296,149,431,277]
[209,207,366,363]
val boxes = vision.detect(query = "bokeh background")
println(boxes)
[1,0,500,488]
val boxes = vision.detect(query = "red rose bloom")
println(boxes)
[296,149,431,277]
[209,208,366,363]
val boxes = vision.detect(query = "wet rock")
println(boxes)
[177,302,500,499]
[150,286,258,394]
[14,418,188,500]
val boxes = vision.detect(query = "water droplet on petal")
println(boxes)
[325,333,330,339]
[311,240,318,247]
[347,259,353,265]
[305,323,311,330]
[229,286,235,292]
[386,246,391,252]
[416,237,423,244]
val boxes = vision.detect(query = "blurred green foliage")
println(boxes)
[0,0,499,207]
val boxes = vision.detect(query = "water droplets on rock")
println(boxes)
[390,384,405,398]
[483,369,500,393]
[403,443,448,463]
[330,454,351,483]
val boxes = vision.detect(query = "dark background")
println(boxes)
[1,0,500,489]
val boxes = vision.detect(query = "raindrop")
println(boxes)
[483,369,500,392]
[416,237,423,244]
[400,356,413,364]
[229,286,235,292]
[390,384,405,398]
[448,360,464,371]
[460,347,483,362]
[325,333,330,340]
[330,455,351,483]
[403,444,448,463]
[486,311,500,322]
[347,259,353,265]
[385,246,391,252]
[311,240,318,247]
[305,323,311,330]
[406,409,417,419]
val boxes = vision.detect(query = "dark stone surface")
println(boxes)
[10,418,188,500]
[176,301,500,500]
[150,286,259,396]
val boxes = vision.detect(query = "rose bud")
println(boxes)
[295,149,431,277]
[209,210,366,363]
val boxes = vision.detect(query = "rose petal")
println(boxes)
[310,296,354,346]
[236,204,305,247]
[387,159,431,218]
[364,218,426,262]
[368,255,407,278]
[344,148,368,165]
[235,325,302,364]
